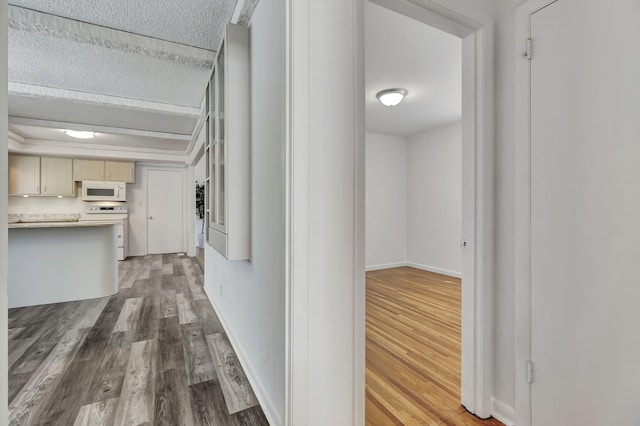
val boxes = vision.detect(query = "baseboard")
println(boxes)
[365,261,407,271]
[405,261,461,278]
[202,285,282,426]
[491,398,515,426]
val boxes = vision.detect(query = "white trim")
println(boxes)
[202,285,282,426]
[406,262,462,279]
[365,261,462,278]
[360,0,495,418]
[365,261,406,272]
[514,1,558,426]
[8,82,201,118]
[491,397,516,426]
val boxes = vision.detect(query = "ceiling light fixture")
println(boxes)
[65,130,96,139]
[376,88,407,107]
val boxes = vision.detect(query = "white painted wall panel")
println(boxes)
[365,132,407,269]
[407,122,462,276]
[203,0,285,423]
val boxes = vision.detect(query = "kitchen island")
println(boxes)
[8,220,119,308]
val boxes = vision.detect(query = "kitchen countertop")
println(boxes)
[8,220,121,229]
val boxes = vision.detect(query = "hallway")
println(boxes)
[8,254,267,425]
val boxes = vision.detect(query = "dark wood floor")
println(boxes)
[8,254,268,426]
[366,267,503,426]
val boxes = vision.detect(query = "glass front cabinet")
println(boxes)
[205,23,250,260]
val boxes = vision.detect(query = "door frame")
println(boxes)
[146,167,185,255]
[285,0,496,422]
[514,1,558,425]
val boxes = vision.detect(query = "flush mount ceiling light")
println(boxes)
[64,130,96,139]
[376,88,407,107]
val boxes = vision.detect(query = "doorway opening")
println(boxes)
[362,0,495,422]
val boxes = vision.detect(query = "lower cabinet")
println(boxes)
[116,219,129,261]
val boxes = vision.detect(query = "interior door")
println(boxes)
[147,169,184,254]
[530,1,640,424]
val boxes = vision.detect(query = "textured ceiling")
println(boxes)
[7,1,229,158]
[365,2,461,137]
[9,0,237,50]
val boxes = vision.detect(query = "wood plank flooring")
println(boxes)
[366,267,503,426]
[8,254,268,426]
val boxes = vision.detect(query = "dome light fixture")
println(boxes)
[376,88,407,107]
[65,129,96,139]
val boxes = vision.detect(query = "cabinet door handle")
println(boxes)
[149,216,153,220]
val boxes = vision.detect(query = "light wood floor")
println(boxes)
[8,254,267,426]
[366,267,503,426]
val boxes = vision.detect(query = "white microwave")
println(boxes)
[82,181,127,202]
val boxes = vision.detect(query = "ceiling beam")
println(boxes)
[9,82,201,118]
[9,5,215,69]
[8,117,193,141]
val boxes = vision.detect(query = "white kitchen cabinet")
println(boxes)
[105,161,135,182]
[73,159,104,181]
[206,23,250,260]
[41,157,74,196]
[8,155,40,196]
[73,159,135,183]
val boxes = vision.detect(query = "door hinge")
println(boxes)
[527,360,534,383]
[525,38,533,60]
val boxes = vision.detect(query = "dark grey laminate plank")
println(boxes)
[9,327,90,425]
[159,289,178,318]
[112,297,144,333]
[188,276,208,301]
[10,333,59,376]
[134,293,160,342]
[189,377,231,426]
[74,297,110,330]
[119,266,139,289]
[73,397,119,426]
[75,295,127,363]
[8,303,52,328]
[234,406,271,426]
[181,322,217,386]
[154,367,195,425]
[8,337,38,370]
[172,262,186,277]
[194,299,225,335]
[87,331,134,403]
[176,293,199,325]
[207,333,260,414]
[37,359,99,425]
[8,373,31,405]
[157,316,184,373]
[8,327,25,341]
[113,339,157,426]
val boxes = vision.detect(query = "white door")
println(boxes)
[147,169,184,254]
[530,1,640,424]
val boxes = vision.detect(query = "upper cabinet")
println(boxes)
[9,155,40,196]
[41,157,74,196]
[9,155,74,197]
[73,159,135,183]
[207,24,250,260]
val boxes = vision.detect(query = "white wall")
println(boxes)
[365,132,407,269]
[203,0,285,423]
[407,122,462,276]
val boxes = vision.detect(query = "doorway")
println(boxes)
[147,169,184,254]
[363,2,482,424]
[362,0,495,420]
